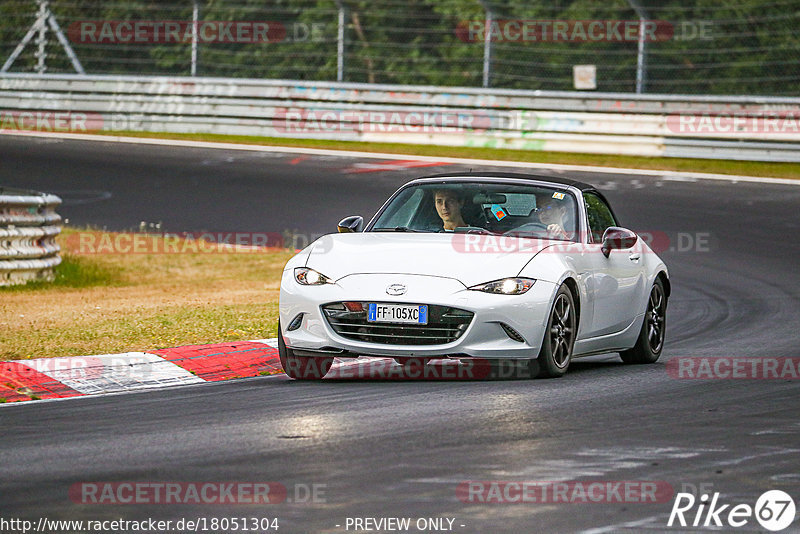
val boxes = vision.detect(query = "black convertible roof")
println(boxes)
[411,171,597,192]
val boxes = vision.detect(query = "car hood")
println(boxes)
[304,232,555,288]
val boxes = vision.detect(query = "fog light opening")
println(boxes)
[287,313,305,331]
[500,323,525,343]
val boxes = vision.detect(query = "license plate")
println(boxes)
[367,303,428,325]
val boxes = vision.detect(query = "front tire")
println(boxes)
[278,320,333,380]
[533,284,576,378]
[620,278,667,364]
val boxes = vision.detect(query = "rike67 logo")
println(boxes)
[668,490,796,531]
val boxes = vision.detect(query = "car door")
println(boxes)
[582,192,647,337]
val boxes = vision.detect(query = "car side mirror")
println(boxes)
[337,215,364,233]
[601,227,638,257]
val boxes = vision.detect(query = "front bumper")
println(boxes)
[279,272,557,360]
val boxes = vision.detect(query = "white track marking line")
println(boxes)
[579,515,665,534]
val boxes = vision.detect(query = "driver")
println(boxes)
[434,189,467,231]
[537,197,571,240]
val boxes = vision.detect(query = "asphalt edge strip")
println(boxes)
[3,130,799,185]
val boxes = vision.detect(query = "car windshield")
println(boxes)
[370,181,579,242]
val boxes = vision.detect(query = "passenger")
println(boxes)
[434,189,467,231]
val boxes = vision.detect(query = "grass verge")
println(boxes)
[0,228,293,360]
[2,254,122,290]
[101,131,800,180]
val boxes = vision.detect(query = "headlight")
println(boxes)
[469,277,535,295]
[294,267,331,285]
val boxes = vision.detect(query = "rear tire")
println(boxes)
[278,320,333,380]
[533,284,576,378]
[620,278,667,364]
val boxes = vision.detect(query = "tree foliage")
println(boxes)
[0,0,797,95]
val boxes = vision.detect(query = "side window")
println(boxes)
[584,192,618,243]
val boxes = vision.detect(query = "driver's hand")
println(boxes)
[547,224,566,238]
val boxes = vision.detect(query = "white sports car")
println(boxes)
[278,172,669,379]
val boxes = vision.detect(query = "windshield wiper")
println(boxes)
[453,226,496,235]
[372,226,426,233]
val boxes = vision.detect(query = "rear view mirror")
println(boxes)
[337,215,364,233]
[472,192,507,205]
[601,227,638,257]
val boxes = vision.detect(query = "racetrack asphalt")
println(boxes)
[1,134,799,533]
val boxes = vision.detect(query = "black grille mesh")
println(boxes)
[322,302,473,345]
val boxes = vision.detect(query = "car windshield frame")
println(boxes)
[366,178,582,243]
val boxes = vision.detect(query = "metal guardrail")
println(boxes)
[1,73,800,161]
[0,187,62,286]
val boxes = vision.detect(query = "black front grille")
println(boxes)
[322,302,474,345]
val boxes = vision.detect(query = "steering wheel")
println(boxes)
[503,222,548,236]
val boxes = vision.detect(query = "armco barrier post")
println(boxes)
[0,187,62,286]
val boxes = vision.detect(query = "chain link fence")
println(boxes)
[1,0,799,95]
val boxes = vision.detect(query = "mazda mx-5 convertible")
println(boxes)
[278,172,669,380]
